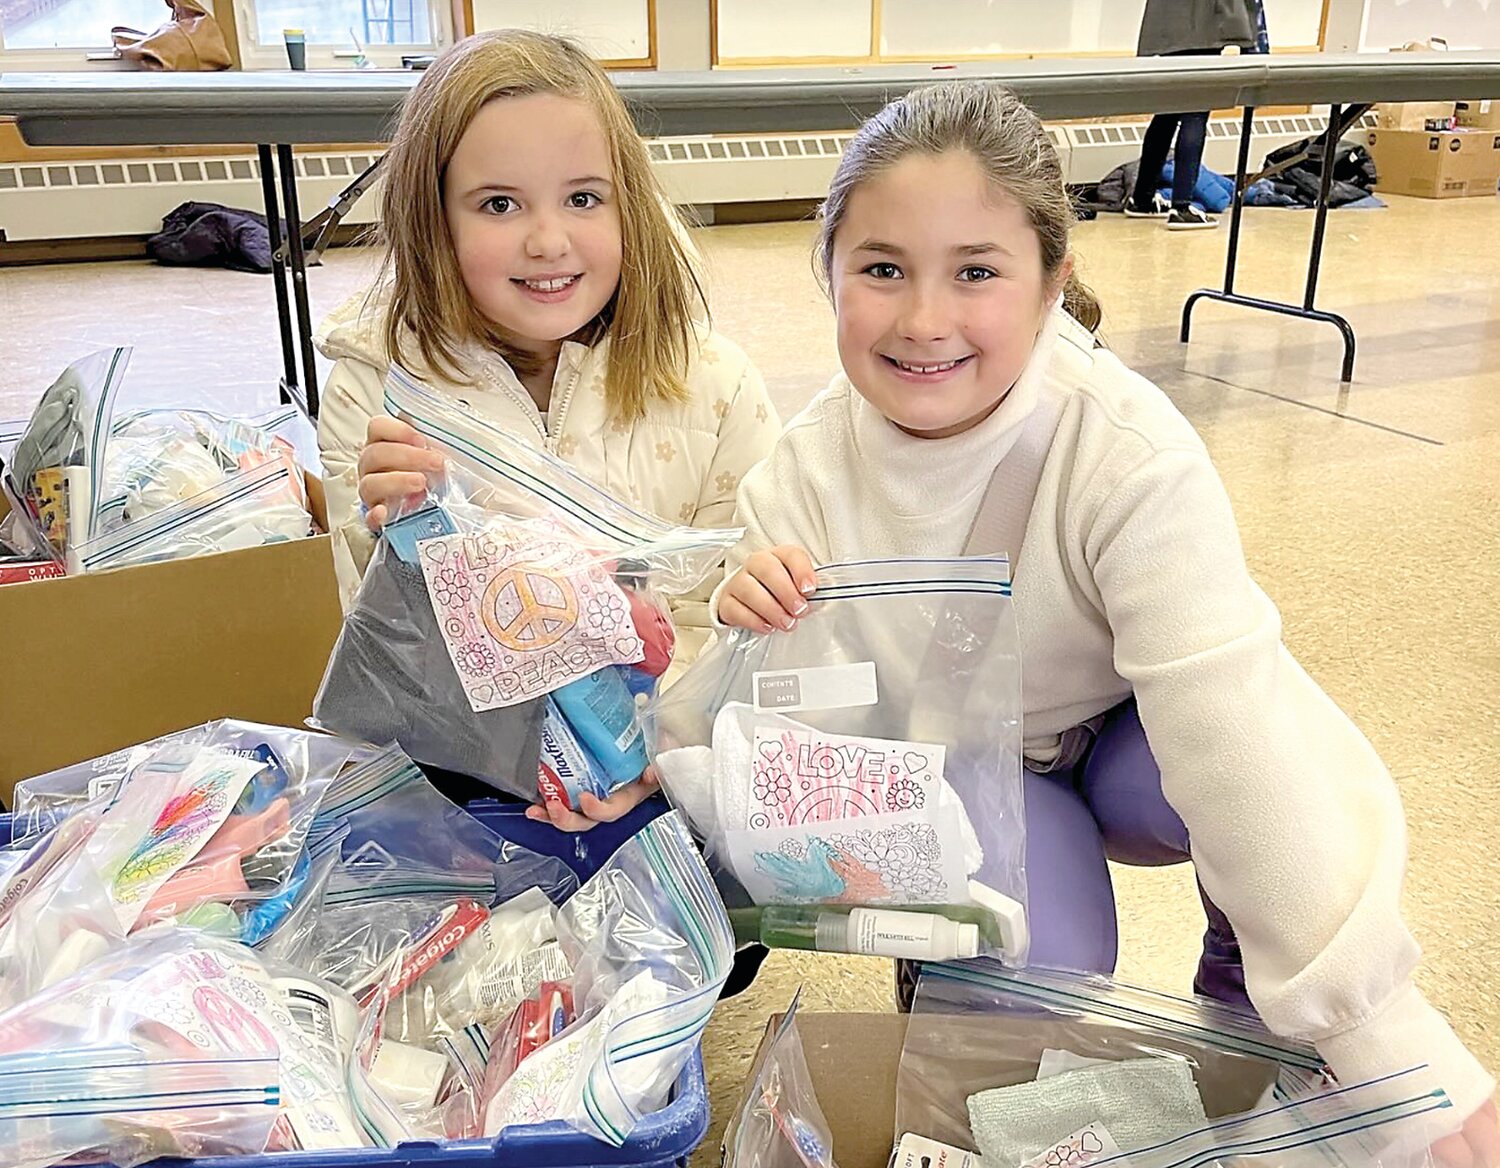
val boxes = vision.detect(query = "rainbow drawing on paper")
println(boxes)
[109,752,263,913]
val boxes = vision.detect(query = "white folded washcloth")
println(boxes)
[967,1056,1207,1166]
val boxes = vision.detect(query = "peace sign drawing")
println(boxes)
[483,564,580,651]
[420,522,646,712]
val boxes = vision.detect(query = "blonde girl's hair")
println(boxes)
[817,81,1102,331]
[379,30,705,419]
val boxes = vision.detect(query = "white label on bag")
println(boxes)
[87,774,124,802]
[752,661,877,713]
[893,1133,985,1168]
[1019,1122,1126,1168]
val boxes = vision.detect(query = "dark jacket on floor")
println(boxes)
[146,201,273,274]
[1261,137,1379,207]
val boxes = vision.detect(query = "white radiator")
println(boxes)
[0,113,1370,244]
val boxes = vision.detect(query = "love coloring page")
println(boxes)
[748,725,947,830]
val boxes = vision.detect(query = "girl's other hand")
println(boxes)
[717,546,817,632]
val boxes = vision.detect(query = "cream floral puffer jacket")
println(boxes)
[315,287,780,665]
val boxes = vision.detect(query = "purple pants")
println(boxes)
[1023,698,1250,1008]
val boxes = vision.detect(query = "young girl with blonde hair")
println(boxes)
[317,30,778,828]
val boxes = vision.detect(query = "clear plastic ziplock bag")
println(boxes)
[2,721,357,998]
[0,809,123,1011]
[95,405,316,535]
[0,929,366,1156]
[10,718,342,843]
[895,961,1334,1156]
[5,346,131,562]
[345,886,572,1144]
[269,747,576,993]
[0,1050,281,1168]
[287,865,502,998]
[645,557,1028,963]
[1102,1066,1459,1168]
[0,800,101,937]
[727,992,838,1168]
[312,364,739,805]
[437,811,734,1147]
[305,744,575,879]
[69,454,311,573]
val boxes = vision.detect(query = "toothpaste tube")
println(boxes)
[537,697,616,812]
[358,897,490,1008]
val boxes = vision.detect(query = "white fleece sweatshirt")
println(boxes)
[726,307,1494,1118]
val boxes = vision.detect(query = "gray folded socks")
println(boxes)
[315,542,543,798]
[967,1057,1207,1166]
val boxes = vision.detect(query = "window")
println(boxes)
[252,0,430,48]
[0,0,173,49]
[232,0,450,68]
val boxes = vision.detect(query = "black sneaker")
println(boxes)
[1124,193,1170,218]
[1166,205,1219,230]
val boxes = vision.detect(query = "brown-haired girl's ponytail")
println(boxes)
[1062,271,1103,333]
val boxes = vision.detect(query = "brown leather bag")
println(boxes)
[112,0,232,71]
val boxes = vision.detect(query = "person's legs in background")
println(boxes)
[1169,110,1210,209]
[1165,110,1218,229]
[1019,766,1121,975]
[1129,113,1180,214]
[1078,698,1250,1009]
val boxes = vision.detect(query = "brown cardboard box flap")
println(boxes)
[724,1013,908,1168]
[1375,101,1455,132]
[0,533,344,800]
[1456,100,1500,130]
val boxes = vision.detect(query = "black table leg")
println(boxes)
[1179,102,1358,384]
[1182,105,1255,342]
[257,144,299,408]
[1303,102,1357,382]
[277,143,321,418]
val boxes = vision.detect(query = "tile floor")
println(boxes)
[2,193,1496,1161]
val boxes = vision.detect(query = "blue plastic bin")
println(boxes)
[0,794,710,1168]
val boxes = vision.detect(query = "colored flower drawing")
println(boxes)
[493,1038,582,1125]
[456,642,498,676]
[827,822,946,901]
[884,777,925,812]
[584,593,623,629]
[753,768,792,805]
[431,565,472,606]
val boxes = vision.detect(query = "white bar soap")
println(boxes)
[370,1039,448,1111]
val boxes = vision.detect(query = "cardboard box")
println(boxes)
[1365,128,1500,199]
[1375,101,1455,132]
[0,533,345,801]
[724,1014,909,1168]
[1456,100,1500,130]
[723,1013,1282,1168]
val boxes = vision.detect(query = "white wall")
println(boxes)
[1360,0,1500,51]
[715,0,869,59]
[468,0,651,59]
[718,0,1326,62]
